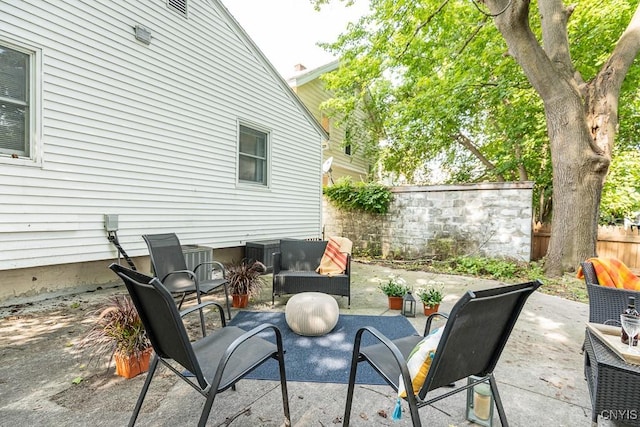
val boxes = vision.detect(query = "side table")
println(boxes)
[584,328,640,425]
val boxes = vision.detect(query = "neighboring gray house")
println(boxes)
[0,0,327,301]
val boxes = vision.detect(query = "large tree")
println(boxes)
[314,0,640,276]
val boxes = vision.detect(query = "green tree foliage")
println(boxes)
[312,0,639,222]
[600,150,640,224]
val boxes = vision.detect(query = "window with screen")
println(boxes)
[238,124,268,186]
[0,43,31,158]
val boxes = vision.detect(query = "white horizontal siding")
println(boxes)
[0,0,323,270]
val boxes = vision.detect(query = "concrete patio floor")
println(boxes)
[0,261,599,426]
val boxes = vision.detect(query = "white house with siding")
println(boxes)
[0,0,327,301]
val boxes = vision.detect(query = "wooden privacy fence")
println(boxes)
[532,225,640,269]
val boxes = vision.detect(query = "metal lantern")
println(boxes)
[402,291,416,317]
[466,376,494,426]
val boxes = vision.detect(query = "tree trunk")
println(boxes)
[488,0,639,276]
[543,94,606,275]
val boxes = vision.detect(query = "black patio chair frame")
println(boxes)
[109,263,290,427]
[142,233,231,326]
[343,280,543,427]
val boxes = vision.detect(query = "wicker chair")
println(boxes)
[580,261,640,324]
[272,239,351,306]
[581,261,640,425]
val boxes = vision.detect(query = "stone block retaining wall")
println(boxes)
[323,182,534,261]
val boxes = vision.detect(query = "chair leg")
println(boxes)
[198,391,218,427]
[277,347,291,426]
[128,355,159,427]
[223,282,231,320]
[195,290,207,337]
[489,374,509,427]
[176,292,187,309]
[343,339,364,426]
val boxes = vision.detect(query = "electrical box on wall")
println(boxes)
[104,214,119,232]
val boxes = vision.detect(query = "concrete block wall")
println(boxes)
[323,182,534,261]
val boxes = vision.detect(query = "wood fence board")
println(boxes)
[533,226,640,269]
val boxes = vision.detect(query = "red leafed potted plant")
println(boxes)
[81,295,152,379]
[226,259,267,308]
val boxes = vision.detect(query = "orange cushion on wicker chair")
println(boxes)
[577,257,640,290]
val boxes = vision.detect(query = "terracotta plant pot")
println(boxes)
[114,348,152,379]
[423,304,440,316]
[388,296,403,310]
[232,294,249,308]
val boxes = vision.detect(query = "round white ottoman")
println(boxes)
[285,292,340,336]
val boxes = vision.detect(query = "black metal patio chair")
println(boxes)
[142,233,231,326]
[343,280,543,427]
[109,263,290,427]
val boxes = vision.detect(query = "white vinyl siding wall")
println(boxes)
[0,0,323,270]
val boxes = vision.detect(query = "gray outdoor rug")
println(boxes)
[227,311,419,384]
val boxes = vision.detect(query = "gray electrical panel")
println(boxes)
[104,214,119,232]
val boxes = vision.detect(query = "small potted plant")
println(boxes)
[416,283,444,316]
[81,295,152,379]
[226,259,267,308]
[379,275,410,310]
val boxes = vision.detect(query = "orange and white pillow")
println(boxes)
[316,236,353,276]
[398,327,443,398]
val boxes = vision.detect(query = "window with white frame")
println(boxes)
[0,43,32,158]
[238,124,268,186]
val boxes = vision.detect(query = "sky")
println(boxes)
[221,0,369,77]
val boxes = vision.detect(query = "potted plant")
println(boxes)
[226,259,267,308]
[81,295,152,379]
[416,283,444,316]
[379,275,410,310]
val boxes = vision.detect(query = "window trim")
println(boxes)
[236,121,271,188]
[0,37,42,167]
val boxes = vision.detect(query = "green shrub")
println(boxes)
[323,177,392,214]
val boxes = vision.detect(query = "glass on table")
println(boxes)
[620,314,640,354]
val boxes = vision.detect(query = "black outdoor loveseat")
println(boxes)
[272,239,351,307]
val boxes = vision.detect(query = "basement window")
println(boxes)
[167,0,188,17]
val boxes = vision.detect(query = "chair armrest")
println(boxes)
[424,312,449,336]
[353,326,416,402]
[193,261,226,279]
[162,269,197,282]
[180,301,227,329]
[161,269,203,295]
[211,323,286,389]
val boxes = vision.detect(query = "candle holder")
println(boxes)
[402,291,416,317]
[466,376,494,426]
